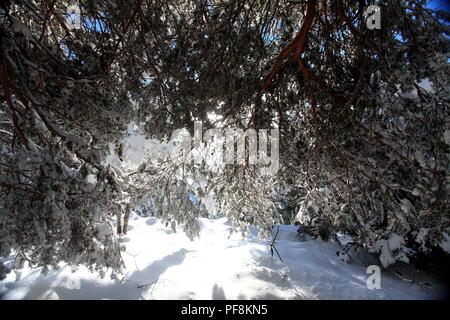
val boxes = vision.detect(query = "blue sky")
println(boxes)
[427,0,450,12]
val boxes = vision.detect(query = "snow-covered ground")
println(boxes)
[0,214,445,300]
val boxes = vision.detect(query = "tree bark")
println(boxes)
[123,203,131,235]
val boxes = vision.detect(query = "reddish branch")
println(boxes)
[259,0,344,104]
[260,0,317,92]
[38,0,58,43]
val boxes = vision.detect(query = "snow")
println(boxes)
[443,130,450,148]
[0,215,445,300]
[440,233,450,254]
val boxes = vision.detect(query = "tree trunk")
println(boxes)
[122,203,131,234]
[116,205,122,235]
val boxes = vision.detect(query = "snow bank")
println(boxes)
[0,216,445,300]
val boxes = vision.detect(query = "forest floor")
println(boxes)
[0,213,447,300]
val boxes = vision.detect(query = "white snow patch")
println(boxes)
[440,233,450,254]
